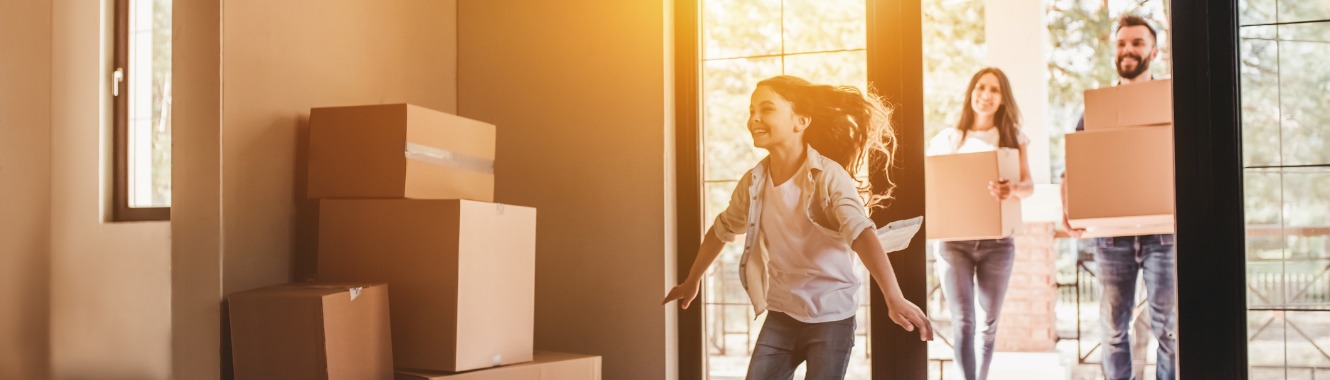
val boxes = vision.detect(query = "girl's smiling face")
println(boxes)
[748,85,809,150]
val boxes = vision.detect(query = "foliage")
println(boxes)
[921,0,986,143]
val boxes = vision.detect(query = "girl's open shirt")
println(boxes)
[710,145,876,317]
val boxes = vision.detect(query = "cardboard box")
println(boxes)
[925,148,1022,241]
[1065,126,1176,236]
[308,103,496,201]
[318,199,536,372]
[394,352,602,380]
[1083,79,1173,130]
[1074,222,1175,239]
[228,283,393,380]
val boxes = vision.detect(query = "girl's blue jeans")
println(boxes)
[745,311,856,380]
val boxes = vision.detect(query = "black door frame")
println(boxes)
[1171,0,1249,378]
[865,0,930,378]
[673,0,705,378]
[675,0,1249,378]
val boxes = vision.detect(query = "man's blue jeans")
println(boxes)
[746,312,856,380]
[937,237,1016,380]
[1094,234,1177,380]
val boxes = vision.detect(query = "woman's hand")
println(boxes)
[988,178,1012,200]
[886,296,934,341]
[662,278,702,309]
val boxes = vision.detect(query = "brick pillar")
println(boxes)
[995,221,1058,352]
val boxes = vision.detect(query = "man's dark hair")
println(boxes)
[1116,14,1158,42]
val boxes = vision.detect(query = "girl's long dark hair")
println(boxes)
[954,67,1022,150]
[756,75,897,209]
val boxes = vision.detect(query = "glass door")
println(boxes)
[1239,1,1330,378]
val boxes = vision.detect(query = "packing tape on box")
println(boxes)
[297,284,365,301]
[405,143,495,174]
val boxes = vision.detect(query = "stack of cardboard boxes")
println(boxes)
[1066,80,1176,237]
[228,104,601,380]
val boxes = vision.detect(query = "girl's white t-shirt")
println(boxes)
[926,126,1030,156]
[759,162,861,323]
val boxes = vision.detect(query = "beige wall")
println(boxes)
[171,0,223,378]
[47,0,173,379]
[173,1,459,378]
[218,0,458,295]
[457,1,679,379]
[0,1,53,379]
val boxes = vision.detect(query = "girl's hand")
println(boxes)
[887,297,934,341]
[988,178,1012,200]
[662,278,702,309]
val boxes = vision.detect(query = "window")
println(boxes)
[112,0,172,221]
[698,0,870,378]
[1238,1,1330,378]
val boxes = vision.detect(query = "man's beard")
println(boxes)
[1117,52,1151,80]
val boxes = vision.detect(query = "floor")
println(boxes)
[705,337,1166,380]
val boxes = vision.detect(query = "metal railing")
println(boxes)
[700,225,1330,378]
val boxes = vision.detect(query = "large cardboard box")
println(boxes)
[228,283,393,380]
[925,149,1022,240]
[318,199,536,372]
[394,352,602,380]
[1065,126,1176,236]
[1083,79,1173,130]
[308,103,496,201]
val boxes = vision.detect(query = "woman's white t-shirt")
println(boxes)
[759,162,861,323]
[926,126,1030,155]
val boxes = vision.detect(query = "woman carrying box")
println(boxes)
[925,67,1033,380]
[662,75,932,380]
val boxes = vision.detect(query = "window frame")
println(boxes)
[112,0,170,222]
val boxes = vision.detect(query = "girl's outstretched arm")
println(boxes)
[662,226,727,309]
[850,227,935,341]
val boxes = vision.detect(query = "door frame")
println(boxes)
[674,0,1249,378]
[1170,0,1249,378]
[672,1,929,378]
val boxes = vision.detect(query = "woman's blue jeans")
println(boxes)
[937,237,1016,380]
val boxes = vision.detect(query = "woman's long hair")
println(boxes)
[954,67,1022,150]
[756,75,897,209]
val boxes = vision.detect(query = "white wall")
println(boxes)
[458,1,679,379]
[986,0,1052,184]
[0,1,53,379]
